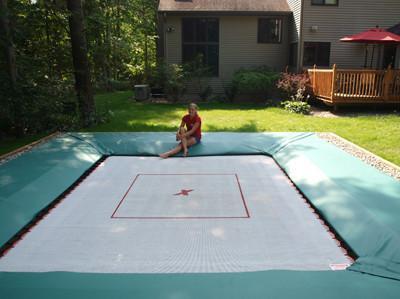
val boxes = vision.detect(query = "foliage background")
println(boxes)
[0,0,158,137]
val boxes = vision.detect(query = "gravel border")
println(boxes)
[0,132,60,166]
[317,133,400,181]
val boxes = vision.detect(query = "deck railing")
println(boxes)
[308,65,400,106]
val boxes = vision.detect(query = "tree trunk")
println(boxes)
[0,0,17,90]
[114,0,121,80]
[105,5,112,89]
[66,0,95,127]
[44,2,52,77]
[144,35,149,82]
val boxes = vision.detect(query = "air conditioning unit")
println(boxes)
[134,85,150,101]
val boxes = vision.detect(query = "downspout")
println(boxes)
[156,11,166,63]
[163,12,168,63]
[297,0,305,72]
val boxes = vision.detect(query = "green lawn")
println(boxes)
[0,133,49,158]
[2,90,400,166]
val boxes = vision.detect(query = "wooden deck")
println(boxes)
[308,65,400,107]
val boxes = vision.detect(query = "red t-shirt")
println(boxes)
[182,114,202,139]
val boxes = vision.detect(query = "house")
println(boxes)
[157,0,400,94]
[288,0,400,70]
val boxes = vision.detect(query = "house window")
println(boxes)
[258,18,282,43]
[311,0,338,5]
[303,42,330,67]
[182,18,219,76]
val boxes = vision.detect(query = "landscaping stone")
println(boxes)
[317,133,400,181]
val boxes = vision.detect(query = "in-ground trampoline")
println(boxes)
[0,132,399,298]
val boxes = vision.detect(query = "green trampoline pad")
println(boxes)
[0,132,399,298]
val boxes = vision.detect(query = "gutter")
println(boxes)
[158,10,292,16]
[298,0,305,72]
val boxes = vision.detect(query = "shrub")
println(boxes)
[150,62,187,102]
[199,85,213,101]
[0,76,78,137]
[277,72,312,114]
[108,80,133,91]
[94,79,134,93]
[184,55,214,101]
[281,100,311,115]
[277,72,310,98]
[166,64,187,102]
[149,61,168,90]
[223,83,237,102]
[231,67,280,96]
[207,94,227,103]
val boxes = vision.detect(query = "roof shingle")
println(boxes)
[388,23,400,36]
[158,0,291,13]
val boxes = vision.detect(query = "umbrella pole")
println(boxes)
[370,44,375,68]
[364,45,368,68]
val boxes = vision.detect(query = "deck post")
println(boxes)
[383,65,393,101]
[331,64,337,101]
[312,64,316,91]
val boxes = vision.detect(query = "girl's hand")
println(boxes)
[176,132,184,141]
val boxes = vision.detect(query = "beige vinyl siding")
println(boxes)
[220,16,289,77]
[286,0,302,43]
[164,17,182,64]
[164,15,289,94]
[302,0,400,69]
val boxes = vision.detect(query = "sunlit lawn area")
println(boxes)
[2,90,400,166]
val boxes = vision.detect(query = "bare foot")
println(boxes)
[183,150,188,157]
[159,153,169,159]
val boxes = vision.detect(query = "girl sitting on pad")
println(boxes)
[160,103,202,158]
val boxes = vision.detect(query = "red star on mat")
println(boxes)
[174,189,194,196]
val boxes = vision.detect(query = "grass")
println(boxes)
[1,90,400,166]
[0,133,49,158]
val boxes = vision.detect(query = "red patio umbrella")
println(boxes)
[340,27,400,68]
[340,27,400,43]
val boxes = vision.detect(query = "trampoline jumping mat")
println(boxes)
[0,155,351,273]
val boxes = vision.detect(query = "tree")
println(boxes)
[84,0,158,87]
[0,0,17,89]
[0,0,160,137]
[66,0,95,127]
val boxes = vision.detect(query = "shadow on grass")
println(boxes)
[124,123,178,132]
[104,103,183,120]
[94,100,276,133]
[206,120,260,132]
[199,102,274,111]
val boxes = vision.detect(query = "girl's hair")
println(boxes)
[188,103,199,110]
